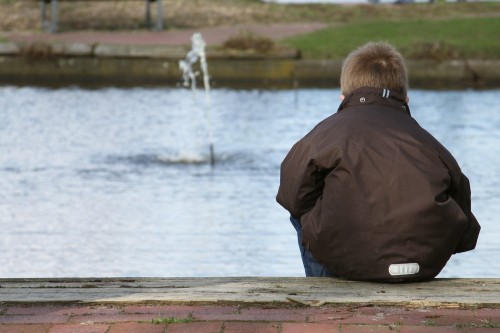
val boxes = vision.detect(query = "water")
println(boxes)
[0,87,498,278]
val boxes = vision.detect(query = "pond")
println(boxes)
[0,86,498,278]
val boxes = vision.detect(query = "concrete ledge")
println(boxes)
[0,41,299,60]
[0,42,19,55]
[51,42,94,57]
[94,44,188,59]
[0,278,499,308]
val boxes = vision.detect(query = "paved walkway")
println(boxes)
[3,23,328,46]
[1,303,499,333]
[1,278,499,332]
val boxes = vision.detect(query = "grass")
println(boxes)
[223,32,275,53]
[456,319,500,329]
[471,319,500,329]
[150,316,194,324]
[284,16,500,59]
[423,319,436,326]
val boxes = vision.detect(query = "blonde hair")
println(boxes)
[340,42,408,97]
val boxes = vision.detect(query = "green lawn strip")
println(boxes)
[284,16,500,60]
[239,1,500,25]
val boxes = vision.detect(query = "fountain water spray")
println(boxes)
[179,33,215,166]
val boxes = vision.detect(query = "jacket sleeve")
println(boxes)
[276,139,325,218]
[451,173,481,253]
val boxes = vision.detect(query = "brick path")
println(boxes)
[4,23,328,46]
[0,303,499,333]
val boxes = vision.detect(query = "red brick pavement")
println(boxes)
[4,23,328,47]
[0,304,498,333]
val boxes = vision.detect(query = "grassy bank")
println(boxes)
[284,16,500,60]
[1,0,499,30]
[0,0,499,60]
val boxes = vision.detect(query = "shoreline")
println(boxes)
[1,41,499,89]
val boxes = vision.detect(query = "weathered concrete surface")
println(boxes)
[0,278,499,308]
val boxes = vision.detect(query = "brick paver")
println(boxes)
[223,322,280,333]
[0,324,52,333]
[399,327,460,332]
[189,306,242,321]
[69,313,162,324]
[167,322,224,333]
[281,322,341,333]
[48,323,109,333]
[0,304,499,333]
[234,307,307,322]
[464,329,500,333]
[123,304,194,316]
[340,325,400,332]
[107,322,166,333]
[0,314,69,324]
[6,305,118,316]
[306,307,356,323]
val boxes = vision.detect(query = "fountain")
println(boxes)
[179,33,215,166]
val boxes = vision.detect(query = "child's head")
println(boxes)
[340,42,408,97]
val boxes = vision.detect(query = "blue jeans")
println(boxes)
[290,216,336,277]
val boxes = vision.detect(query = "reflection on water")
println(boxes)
[0,87,498,278]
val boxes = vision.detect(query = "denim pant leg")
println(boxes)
[289,216,335,277]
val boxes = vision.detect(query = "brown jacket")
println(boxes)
[276,87,480,282]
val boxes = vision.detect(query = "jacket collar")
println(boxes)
[338,86,411,116]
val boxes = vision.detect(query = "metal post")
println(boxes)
[156,0,163,31]
[50,0,58,33]
[40,0,47,31]
[145,0,152,28]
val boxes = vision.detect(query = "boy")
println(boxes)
[276,42,480,282]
